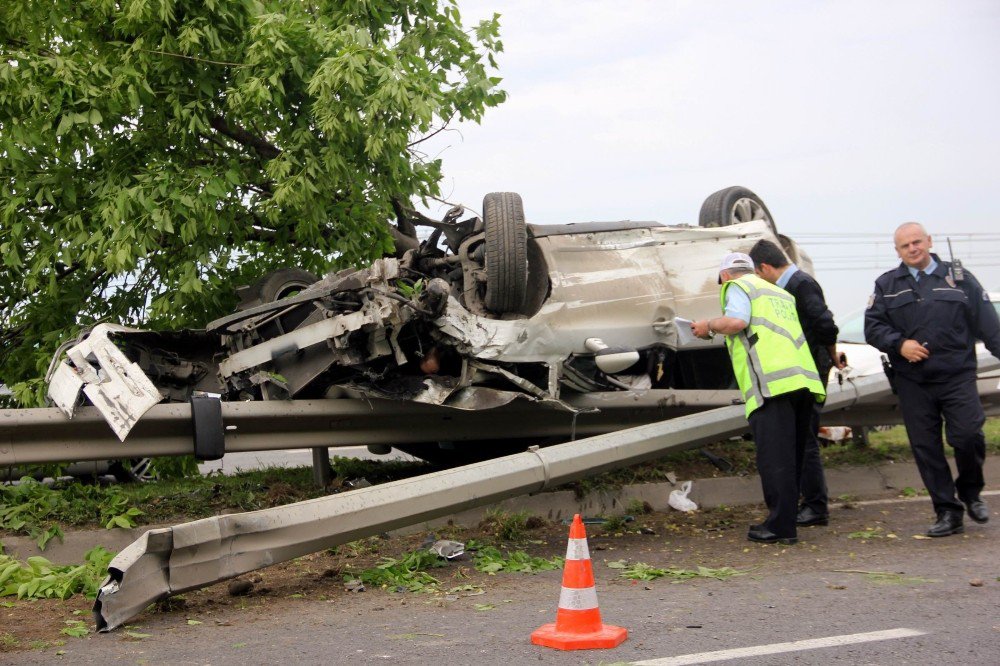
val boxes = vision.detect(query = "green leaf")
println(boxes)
[61,620,90,637]
[123,631,152,639]
[55,115,73,136]
[0,546,114,601]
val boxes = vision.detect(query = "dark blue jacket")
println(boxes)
[784,270,839,378]
[864,254,1000,382]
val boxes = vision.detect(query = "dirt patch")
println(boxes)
[1,595,90,653]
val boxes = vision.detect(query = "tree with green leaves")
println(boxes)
[0,0,505,405]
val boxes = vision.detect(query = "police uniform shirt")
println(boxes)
[723,286,751,324]
[907,257,938,281]
[864,253,1000,382]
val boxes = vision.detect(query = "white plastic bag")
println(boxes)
[668,480,698,512]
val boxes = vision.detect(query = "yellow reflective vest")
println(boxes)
[720,274,826,417]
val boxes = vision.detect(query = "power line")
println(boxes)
[792,232,1000,239]
[808,252,1000,262]
[814,262,1000,272]
[796,239,1000,247]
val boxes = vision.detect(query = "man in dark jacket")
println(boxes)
[865,222,1000,536]
[750,240,845,527]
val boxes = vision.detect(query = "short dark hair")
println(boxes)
[749,239,789,269]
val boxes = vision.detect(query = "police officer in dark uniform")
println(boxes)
[865,222,1000,536]
[750,240,846,528]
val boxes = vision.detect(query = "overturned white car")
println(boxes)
[48,187,815,450]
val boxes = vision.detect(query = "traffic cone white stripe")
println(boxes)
[557,585,599,611]
[565,537,590,561]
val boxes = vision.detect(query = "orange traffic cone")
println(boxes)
[531,514,628,650]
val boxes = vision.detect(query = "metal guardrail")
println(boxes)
[93,372,901,631]
[1,389,740,467]
[5,357,997,469]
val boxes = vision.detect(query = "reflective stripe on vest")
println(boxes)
[721,274,825,417]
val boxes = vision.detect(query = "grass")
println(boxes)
[477,510,547,543]
[599,515,631,533]
[1,457,428,543]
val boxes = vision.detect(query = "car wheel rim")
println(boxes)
[131,458,154,482]
[275,283,309,300]
[730,197,770,224]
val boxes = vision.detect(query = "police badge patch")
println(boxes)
[866,293,876,309]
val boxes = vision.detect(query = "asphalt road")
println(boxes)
[12,494,998,665]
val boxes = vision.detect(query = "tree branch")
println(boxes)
[200,131,238,155]
[406,111,457,148]
[139,47,247,68]
[6,261,97,306]
[209,116,281,159]
[2,38,57,59]
[391,197,419,238]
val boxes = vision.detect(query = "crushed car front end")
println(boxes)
[47,187,802,443]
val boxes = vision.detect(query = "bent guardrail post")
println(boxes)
[94,371,900,632]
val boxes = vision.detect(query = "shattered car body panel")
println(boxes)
[47,189,812,444]
[48,324,164,440]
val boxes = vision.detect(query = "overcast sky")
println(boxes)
[422,0,1000,319]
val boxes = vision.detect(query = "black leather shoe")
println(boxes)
[747,526,797,545]
[796,506,829,527]
[926,511,964,537]
[965,499,989,524]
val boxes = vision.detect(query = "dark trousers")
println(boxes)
[748,389,815,538]
[799,398,829,513]
[895,374,986,515]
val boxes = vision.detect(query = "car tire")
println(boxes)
[238,268,319,310]
[482,192,528,314]
[699,186,777,235]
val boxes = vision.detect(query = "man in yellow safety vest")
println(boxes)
[691,252,826,545]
